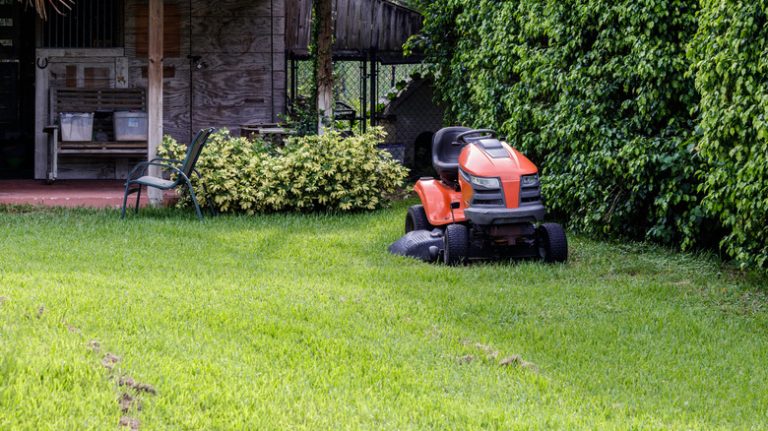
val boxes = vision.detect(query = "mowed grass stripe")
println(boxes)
[0,202,766,429]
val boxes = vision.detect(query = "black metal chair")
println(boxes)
[121,128,216,220]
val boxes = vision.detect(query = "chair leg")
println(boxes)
[185,180,203,220]
[134,187,142,214]
[121,183,131,219]
[200,182,218,216]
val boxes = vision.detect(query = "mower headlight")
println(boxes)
[468,174,500,189]
[521,174,539,187]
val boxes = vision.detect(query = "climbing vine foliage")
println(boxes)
[690,1,768,269]
[410,0,768,270]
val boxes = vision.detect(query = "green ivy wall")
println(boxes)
[410,0,768,270]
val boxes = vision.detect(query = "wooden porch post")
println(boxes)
[147,0,164,205]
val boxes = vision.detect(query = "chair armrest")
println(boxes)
[126,161,186,182]
[149,158,202,179]
[153,159,203,182]
[43,125,59,134]
[149,157,183,165]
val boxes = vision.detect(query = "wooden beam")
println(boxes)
[147,0,164,205]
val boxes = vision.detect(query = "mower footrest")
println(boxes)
[465,204,546,225]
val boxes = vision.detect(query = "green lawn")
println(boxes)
[0,202,766,430]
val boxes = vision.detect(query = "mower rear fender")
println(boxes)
[414,178,466,226]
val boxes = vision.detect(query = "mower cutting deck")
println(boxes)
[389,127,568,265]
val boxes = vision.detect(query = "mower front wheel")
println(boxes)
[537,223,568,263]
[405,204,433,233]
[444,224,469,266]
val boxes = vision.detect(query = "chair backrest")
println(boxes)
[180,128,215,177]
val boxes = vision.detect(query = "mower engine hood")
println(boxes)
[459,140,538,180]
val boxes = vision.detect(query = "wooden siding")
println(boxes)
[34,0,286,179]
[188,0,284,133]
[286,0,422,57]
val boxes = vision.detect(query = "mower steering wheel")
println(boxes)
[455,129,498,145]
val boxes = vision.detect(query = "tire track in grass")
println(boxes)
[96,345,158,430]
[41,303,158,431]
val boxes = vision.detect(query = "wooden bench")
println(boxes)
[44,87,148,182]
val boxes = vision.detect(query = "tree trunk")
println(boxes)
[314,0,334,134]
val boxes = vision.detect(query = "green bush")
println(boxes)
[411,0,705,245]
[158,128,408,213]
[689,1,768,269]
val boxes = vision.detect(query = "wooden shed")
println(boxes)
[286,0,422,61]
[0,0,422,182]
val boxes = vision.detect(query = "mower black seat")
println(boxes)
[432,126,471,183]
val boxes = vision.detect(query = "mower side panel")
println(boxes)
[414,179,466,226]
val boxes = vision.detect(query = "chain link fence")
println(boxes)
[287,56,443,173]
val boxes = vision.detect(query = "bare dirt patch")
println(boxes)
[499,355,539,372]
[101,353,121,370]
[119,376,157,395]
[119,392,143,413]
[64,322,80,334]
[457,354,475,364]
[460,340,540,372]
[87,340,101,353]
[463,341,499,360]
[119,416,140,430]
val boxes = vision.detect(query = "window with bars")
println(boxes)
[40,0,124,48]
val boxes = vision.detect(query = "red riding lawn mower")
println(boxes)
[389,127,568,265]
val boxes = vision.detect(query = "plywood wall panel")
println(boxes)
[190,0,272,17]
[190,0,283,128]
[192,71,268,105]
[272,0,285,16]
[191,17,272,54]
[195,53,273,70]
[192,105,271,128]
[163,108,192,142]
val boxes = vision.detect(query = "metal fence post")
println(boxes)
[370,49,377,127]
[361,54,367,133]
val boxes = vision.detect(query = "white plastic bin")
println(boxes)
[114,111,148,141]
[59,112,94,142]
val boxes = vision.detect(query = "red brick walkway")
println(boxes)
[0,180,151,209]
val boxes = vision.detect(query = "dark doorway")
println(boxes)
[0,3,35,179]
[412,131,436,178]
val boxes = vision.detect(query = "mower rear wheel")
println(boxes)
[537,223,568,263]
[405,204,433,233]
[444,223,469,266]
